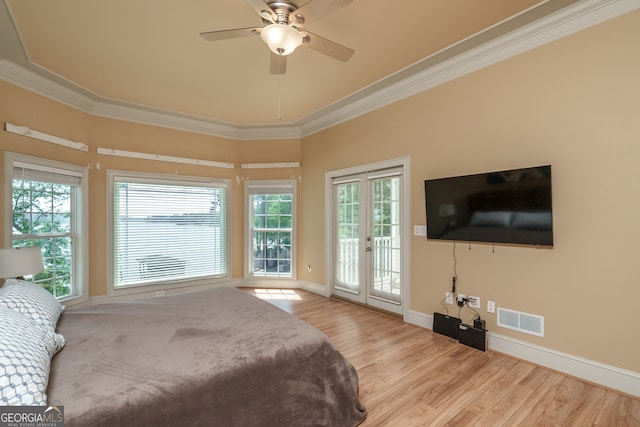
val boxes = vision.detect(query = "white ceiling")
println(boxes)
[1,0,635,139]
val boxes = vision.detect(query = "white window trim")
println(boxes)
[4,152,89,305]
[106,170,232,297]
[244,179,297,281]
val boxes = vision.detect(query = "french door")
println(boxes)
[331,166,404,315]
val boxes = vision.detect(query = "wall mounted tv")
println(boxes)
[424,165,553,246]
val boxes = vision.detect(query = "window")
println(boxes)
[246,180,296,279]
[108,171,229,290]
[5,153,88,301]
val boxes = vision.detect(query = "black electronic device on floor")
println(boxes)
[458,323,487,351]
[433,313,462,339]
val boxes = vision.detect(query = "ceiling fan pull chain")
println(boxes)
[277,73,282,121]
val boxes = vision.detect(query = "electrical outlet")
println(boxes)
[487,300,496,314]
[468,295,480,309]
[445,292,453,305]
[457,294,466,306]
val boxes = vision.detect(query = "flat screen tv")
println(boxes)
[424,165,553,246]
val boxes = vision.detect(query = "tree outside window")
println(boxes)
[12,179,74,298]
[252,194,292,276]
[247,181,296,279]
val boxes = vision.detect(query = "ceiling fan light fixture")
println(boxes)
[261,23,303,56]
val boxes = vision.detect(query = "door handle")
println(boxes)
[365,247,372,252]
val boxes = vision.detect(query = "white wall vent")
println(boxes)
[497,308,544,337]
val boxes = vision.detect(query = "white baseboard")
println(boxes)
[409,311,640,397]
[408,310,434,329]
[297,280,330,297]
[488,332,640,397]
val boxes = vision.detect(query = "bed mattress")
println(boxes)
[47,287,366,426]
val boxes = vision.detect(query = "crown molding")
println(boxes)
[0,59,94,112]
[1,0,638,141]
[0,59,302,140]
[91,98,301,140]
[299,0,640,136]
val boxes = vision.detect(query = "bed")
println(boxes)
[0,283,366,427]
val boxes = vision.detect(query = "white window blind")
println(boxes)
[13,162,83,186]
[113,176,227,288]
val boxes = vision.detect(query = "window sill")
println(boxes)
[109,276,232,298]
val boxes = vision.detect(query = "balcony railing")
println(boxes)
[336,237,400,298]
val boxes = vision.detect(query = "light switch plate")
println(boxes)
[487,300,496,314]
[413,225,427,236]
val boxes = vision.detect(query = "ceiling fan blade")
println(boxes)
[270,53,287,74]
[245,0,276,22]
[294,0,352,24]
[301,31,354,62]
[200,27,262,42]
[200,27,260,42]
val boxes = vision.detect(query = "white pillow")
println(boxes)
[0,279,65,329]
[0,280,66,352]
[0,306,58,406]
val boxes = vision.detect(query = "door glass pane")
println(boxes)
[369,176,401,303]
[335,181,360,292]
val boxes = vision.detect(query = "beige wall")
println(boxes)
[300,10,640,373]
[1,10,638,375]
[0,81,302,296]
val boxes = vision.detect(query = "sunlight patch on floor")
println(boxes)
[253,289,302,301]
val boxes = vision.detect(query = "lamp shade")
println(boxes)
[261,23,303,56]
[0,247,45,279]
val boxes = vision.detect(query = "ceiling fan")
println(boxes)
[200,0,355,74]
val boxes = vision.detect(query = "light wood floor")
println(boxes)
[243,288,640,426]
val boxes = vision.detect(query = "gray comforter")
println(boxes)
[47,287,366,426]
